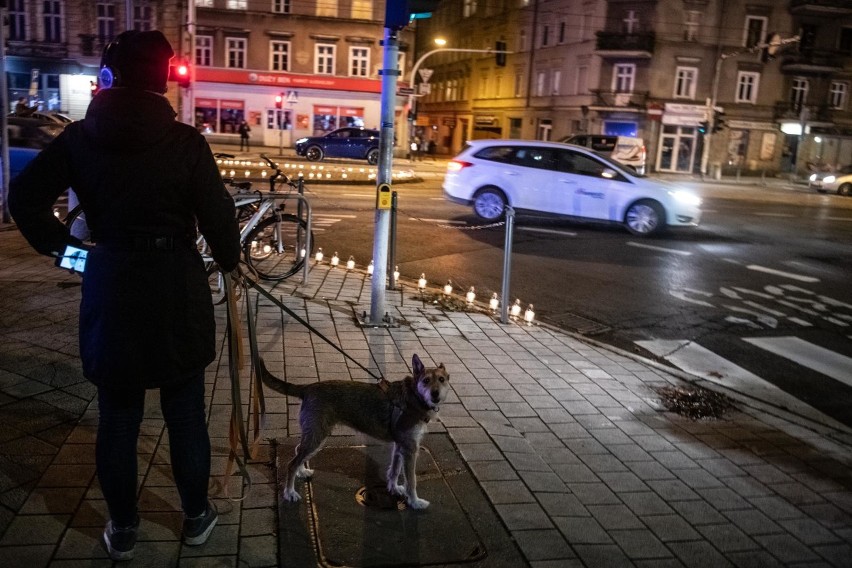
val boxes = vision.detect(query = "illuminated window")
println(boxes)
[612,63,635,93]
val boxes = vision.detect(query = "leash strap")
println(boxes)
[243,274,384,382]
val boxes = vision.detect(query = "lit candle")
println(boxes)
[315,247,323,263]
[510,299,522,318]
[466,286,476,304]
[346,256,355,270]
[367,260,374,275]
[331,252,340,267]
[524,304,535,325]
[393,265,400,281]
[418,273,427,290]
[443,280,453,296]
[489,293,499,311]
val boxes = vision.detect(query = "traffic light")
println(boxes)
[169,60,190,88]
[275,93,284,109]
[385,0,441,30]
[495,40,507,67]
[713,110,726,133]
[698,121,709,135]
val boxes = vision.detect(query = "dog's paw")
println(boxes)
[296,466,314,479]
[282,488,303,502]
[388,483,405,496]
[407,497,430,509]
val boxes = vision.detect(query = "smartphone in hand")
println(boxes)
[55,244,90,274]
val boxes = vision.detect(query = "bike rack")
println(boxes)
[271,192,312,285]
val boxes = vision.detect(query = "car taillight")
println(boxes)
[447,160,473,172]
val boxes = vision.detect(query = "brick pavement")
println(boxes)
[1,224,852,567]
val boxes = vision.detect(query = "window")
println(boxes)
[829,81,848,110]
[97,3,116,45]
[270,41,290,71]
[227,0,247,8]
[351,0,371,19]
[349,47,369,77]
[622,10,639,34]
[674,67,697,99]
[317,0,337,17]
[196,35,213,66]
[575,65,588,95]
[684,11,700,41]
[133,1,154,31]
[316,44,335,75]
[43,0,63,42]
[840,27,852,55]
[736,71,759,103]
[558,21,566,44]
[8,0,27,41]
[744,16,767,48]
[536,71,546,96]
[196,0,213,6]
[518,29,527,52]
[226,37,247,69]
[799,24,817,54]
[791,77,809,108]
[273,0,291,13]
[541,24,550,47]
[612,64,635,93]
[537,119,552,141]
[552,70,561,95]
[514,72,524,97]
[463,0,477,18]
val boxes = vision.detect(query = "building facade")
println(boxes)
[191,0,414,148]
[414,0,852,177]
[4,0,184,119]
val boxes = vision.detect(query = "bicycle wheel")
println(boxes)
[64,205,93,244]
[243,213,313,281]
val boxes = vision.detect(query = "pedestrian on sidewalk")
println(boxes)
[238,119,251,151]
[9,29,240,562]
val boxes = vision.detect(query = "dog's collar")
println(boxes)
[377,378,391,393]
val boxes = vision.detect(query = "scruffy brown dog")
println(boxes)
[258,354,449,509]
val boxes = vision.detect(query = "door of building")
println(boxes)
[657,125,697,173]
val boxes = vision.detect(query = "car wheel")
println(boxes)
[472,187,507,221]
[624,199,665,236]
[838,183,852,197]
[305,146,324,162]
[367,148,379,165]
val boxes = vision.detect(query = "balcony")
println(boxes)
[588,90,649,111]
[773,102,833,122]
[6,40,68,59]
[595,32,655,59]
[779,49,844,74]
[790,0,852,16]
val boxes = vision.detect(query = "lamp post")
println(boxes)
[406,42,511,155]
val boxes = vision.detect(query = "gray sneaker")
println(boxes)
[103,518,139,561]
[183,500,218,546]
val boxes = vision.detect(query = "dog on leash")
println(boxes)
[258,354,450,509]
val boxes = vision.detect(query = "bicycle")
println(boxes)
[64,153,313,283]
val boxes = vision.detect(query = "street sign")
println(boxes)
[418,68,433,83]
[398,87,415,95]
[419,83,431,95]
[286,90,298,104]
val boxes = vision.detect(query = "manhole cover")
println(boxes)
[274,433,526,567]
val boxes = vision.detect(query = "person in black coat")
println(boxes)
[9,30,240,561]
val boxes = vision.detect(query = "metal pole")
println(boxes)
[388,191,398,290]
[0,4,10,223]
[369,26,399,324]
[500,206,514,324]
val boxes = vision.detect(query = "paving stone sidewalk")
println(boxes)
[1,225,851,567]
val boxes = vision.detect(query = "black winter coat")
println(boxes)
[9,88,240,389]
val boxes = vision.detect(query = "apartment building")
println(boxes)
[192,0,414,148]
[414,0,852,176]
[4,1,184,119]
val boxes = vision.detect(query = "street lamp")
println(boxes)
[406,40,510,157]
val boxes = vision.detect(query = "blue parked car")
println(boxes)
[7,116,65,180]
[295,127,380,165]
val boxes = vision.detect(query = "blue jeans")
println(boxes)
[96,374,210,526]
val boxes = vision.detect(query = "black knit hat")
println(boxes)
[100,30,175,93]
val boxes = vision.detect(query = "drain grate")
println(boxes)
[542,311,611,335]
[274,434,526,567]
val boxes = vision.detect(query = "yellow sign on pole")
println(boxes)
[376,182,392,210]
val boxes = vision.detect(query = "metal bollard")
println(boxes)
[500,206,515,324]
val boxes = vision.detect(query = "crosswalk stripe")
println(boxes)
[743,337,852,388]
[746,265,819,283]
[634,339,830,420]
[627,242,692,255]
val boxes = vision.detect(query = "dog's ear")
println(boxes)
[412,354,425,378]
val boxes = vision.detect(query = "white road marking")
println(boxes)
[635,339,827,417]
[627,242,692,256]
[518,227,577,237]
[409,218,467,225]
[669,288,714,307]
[342,193,373,197]
[314,214,357,218]
[746,265,820,283]
[754,212,796,217]
[788,317,813,327]
[825,217,852,222]
[743,337,852,388]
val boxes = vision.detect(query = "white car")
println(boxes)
[809,165,852,196]
[443,140,702,236]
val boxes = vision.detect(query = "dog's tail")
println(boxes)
[256,358,305,398]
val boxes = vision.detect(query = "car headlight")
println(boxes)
[295,138,308,144]
[823,175,836,184]
[669,190,702,207]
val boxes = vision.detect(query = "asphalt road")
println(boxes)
[299,171,852,428]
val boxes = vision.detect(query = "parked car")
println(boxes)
[443,139,702,236]
[295,127,381,164]
[809,164,852,196]
[560,134,647,175]
[6,116,65,180]
[9,111,73,124]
